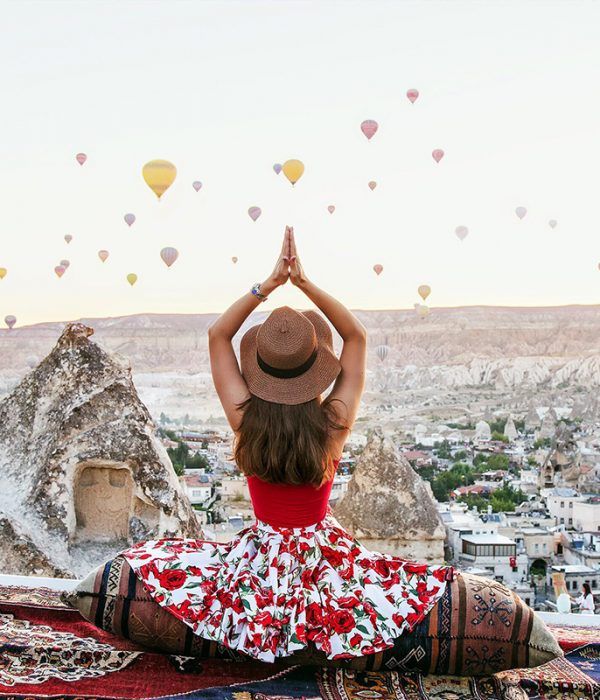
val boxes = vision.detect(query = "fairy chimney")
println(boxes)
[0,323,201,578]
[334,430,446,562]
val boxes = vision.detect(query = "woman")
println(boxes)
[574,582,595,615]
[123,227,453,663]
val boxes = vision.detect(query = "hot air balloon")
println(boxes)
[282,159,304,185]
[432,149,444,163]
[0,268,6,280]
[54,265,66,278]
[98,250,109,263]
[192,181,202,192]
[376,344,389,362]
[64,235,73,244]
[26,355,38,369]
[60,259,70,268]
[142,159,177,199]
[548,219,557,229]
[124,213,136,227]
[327,205,335,214]
[360,120,378,140]
[126,273,138,286]
[418,284,431,301]
[455,226,469,241]
[273,163,282,175]
[368,181,377,190]
[160,246,179,268]
[248,206,262,222]
[231,256,238,264]
[76,153,87,166]
[373,264,383,275]
[515,206,527,220]
[4,315,16,329]
[406,88,419,103]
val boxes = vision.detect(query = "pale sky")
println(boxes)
[1,0,599,326]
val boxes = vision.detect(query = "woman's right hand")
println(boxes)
[288,227,308,288]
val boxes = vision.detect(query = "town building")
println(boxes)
[458,533,528,584]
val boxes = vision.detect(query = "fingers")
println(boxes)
[281,227,290,256]
[289,227,297,258]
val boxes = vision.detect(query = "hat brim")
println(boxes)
[240,313,341,405]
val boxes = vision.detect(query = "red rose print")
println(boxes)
[254,611,274,626]
[336,596,360,609]
[349,633,363,647]
[295,624,307,643]
[188,566,204,576]
[320,546,344,568]
[373,559,391,578]
[329,609,355,634]
[392,612,405,627]
[232,597,245,614]
[306,602,323,628]
[157,568,187,591]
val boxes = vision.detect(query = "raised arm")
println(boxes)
[288,228,366,450]
[208,230,291,431]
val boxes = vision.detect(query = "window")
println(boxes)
[569,502,573,509]
[534,543,539,552]
[560,501,565,508]
[568,518,573,526]
[572,581,577,590]
[560,518,564,525]
[566,581,570,590]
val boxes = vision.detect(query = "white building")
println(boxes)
[545,488,586,528]
[181,472,214,506]
[572,498,600,533]
[458,533,528,584]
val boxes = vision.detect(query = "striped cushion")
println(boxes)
[63,556,562,675]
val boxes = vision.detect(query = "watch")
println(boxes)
[251,282,268,302]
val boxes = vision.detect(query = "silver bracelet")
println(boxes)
[251,282,268,302]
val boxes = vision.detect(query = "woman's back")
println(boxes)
[247,459,340,528]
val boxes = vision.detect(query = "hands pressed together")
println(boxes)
[268,226,307,290]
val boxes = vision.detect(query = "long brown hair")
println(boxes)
[234,394,347,487]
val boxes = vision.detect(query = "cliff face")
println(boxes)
[0,323,201,578]
[334,430,446,562]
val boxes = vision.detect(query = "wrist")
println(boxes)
[259,278,279,296]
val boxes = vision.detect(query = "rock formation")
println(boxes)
[537,409,557,440]
[504,415,518,442]
[0,323,200,578]
[475,420,491,442]
[524,405,540,432]
[334,430,446,562]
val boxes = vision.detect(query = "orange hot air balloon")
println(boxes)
[126,273,138,286]
[160,247,179,268]
[98,250,109,262]
[360,120,378,140]
[282,159,304,185]
[142,159,177,199]
[432,149,444,163]
[54,265,66,278]
[418,284,431,301]
[0,268,6,280]
[373,264,383,275]
[368,181,377,190]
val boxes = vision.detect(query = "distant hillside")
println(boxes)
[1,306,599,374]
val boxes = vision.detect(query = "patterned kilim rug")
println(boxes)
[0,584,598,700]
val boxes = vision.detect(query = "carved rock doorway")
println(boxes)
[74,462,133,542]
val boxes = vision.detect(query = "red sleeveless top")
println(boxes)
[247,460,340,528]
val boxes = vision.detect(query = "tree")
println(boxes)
[491,431,508,443]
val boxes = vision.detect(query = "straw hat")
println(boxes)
[240,306,341,405]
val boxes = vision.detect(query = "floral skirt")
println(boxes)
[122,512,453,663]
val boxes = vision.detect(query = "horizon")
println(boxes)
[2,1,600,327]
[3,301,600,332]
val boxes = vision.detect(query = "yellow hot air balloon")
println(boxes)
[0,268,6,280]
[142,160,177,199]
[127,273,138,286]
[418,284,431,301]
[282,159,304,186]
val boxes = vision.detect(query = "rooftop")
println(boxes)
[461,533,516,545]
